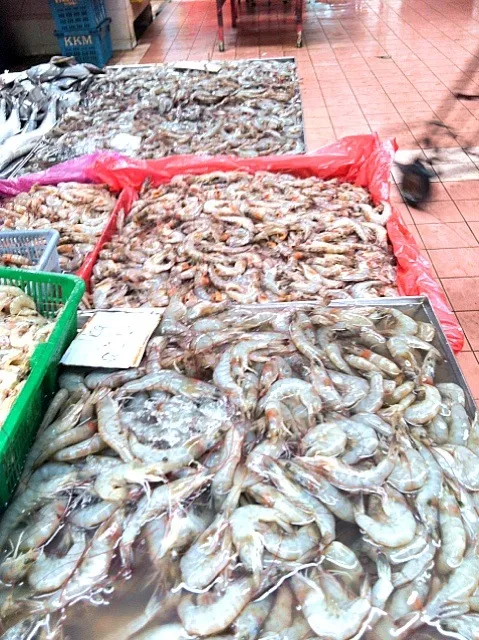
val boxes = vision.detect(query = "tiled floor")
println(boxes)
[111,0,479,403]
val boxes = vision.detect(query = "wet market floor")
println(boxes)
[111,0,479,405]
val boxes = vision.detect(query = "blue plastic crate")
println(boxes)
[55,18,112,67]
[0,230,60,272]
[49,0,107,31]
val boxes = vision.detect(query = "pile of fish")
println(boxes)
[0,182,117,272]
[90,171,396,309]
[1,300,478,639]
[21,59,304,173]
[0,57,103,177]
[0,285,55,427]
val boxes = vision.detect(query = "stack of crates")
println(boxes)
[49,0,112,67]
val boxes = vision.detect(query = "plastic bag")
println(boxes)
[0,152,121,198]
[86,134,464,352]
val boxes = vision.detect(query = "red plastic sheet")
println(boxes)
[0,135,464,351]
[76,186,137,288]
[86,134,464,352]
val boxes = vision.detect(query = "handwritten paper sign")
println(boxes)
[172,61,221,73]
[61,311,160,369]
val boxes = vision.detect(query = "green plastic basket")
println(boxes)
[0,268,85,508]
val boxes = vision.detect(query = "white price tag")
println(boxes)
[61,311,160,369]
[172,61,221,73]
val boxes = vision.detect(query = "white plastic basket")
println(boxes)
[0,230,60,272]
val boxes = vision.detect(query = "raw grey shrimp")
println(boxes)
[352,372,384,414]
[437,382,466,406]
[178,575,258,636]
[0,469,79,550]
[337,417,379,464]
[344,345,400,378]
[308,363,344,411]
[439,614,479,639]
[230,505,291,579]
[28,528,87,593]
[428,413,449,445]
[257,378,322,436]
[404,385,442,426]
[436,485,467,575]
[316,327,352,374]
[299,448,396,493]
[118,370,219,401]
[285,461,355,523]
[354,488,417,548]
[414,441,443,537]
[211,423,245,510]
[246,482,312,526]
[387,444,429,492]
[391,541,436,588]
[424,547,479,622]
[258,456,336,544]
[386,337,419,380]
[69,501,118,529]
[260,522,320,560]
[291,572,371,640]
[370,554,394,626]
[120,470,212,565]
[434,444,479,490]
[129,422,226,473]
[261,584,294,634]
[53,433,107,461]
[350,412,393,437]
[380,309,418,336]
[96,393,134,462]
[301,421,347,457]
[179,513,233,590]
[42,513,123,613]
[327,371,369,408]
[146,507,213,567]
[14,499,68,551]
[0,549,39,584]
[323,541,363,591]
[449,402,471,445]
[93,461,167,502]
[232,597,273,639]
[33,419,98,468]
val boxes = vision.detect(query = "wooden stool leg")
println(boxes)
[217,0,225,50]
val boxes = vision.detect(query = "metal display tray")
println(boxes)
[76,295,476,419]
[9,56,305,179]
[332,296,476,420]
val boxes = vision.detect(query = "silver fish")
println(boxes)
[0,97,57,171]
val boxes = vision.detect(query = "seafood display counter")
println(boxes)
[17,58,305,175]
[0,295,477,639]
[0,58,104,179]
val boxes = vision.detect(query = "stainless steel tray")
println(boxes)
[77,295,476,419]
[108,57,297,69]
[332,296,476,419]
